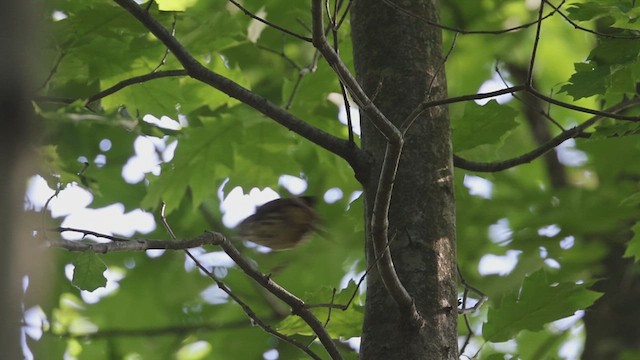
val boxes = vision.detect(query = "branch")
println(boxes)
[410,82,639,133]
[112,0,366,178]
[454,96,640,172]
[529,88,640,122]
[382,0,565,35]
[153,205,325,360]
[48,228,223,253]
[311,0,422,327]
[544,0,640,40]
[226,0,312,42]
[41,318,263,339]
[212,232,343,360]
[49,223,346,358]
[527,0,545,86]
[87,70,187,103]
[34,70,188,106]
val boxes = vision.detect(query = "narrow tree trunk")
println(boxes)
[1,2,37,358]
[351,1,458,358]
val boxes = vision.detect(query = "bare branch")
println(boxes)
[87,70,187,104]
[457,267,487,315]
[529,88,640,122]
[382,0,565,35]
[48,229,223,253]
[457,266,487,357]
[326,0,355,145]
[112,0,366,178]
[159,205,326,360]
[38,50,67,91]
[306,231,399,312]
[411,82,639,132]
[454,96,640,172]
[40,318,264,339]
[527,1,545,86]
[213,232,343,360]
[495,64,565,133]
[226,0,312,42]
[34,70,188,106]
[150,14,177,72]
[544,0,640,40]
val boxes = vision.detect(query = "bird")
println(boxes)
[235,196,319,250]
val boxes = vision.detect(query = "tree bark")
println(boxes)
[1,1,37,358]
[351,1,458,358]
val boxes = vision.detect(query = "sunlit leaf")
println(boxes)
[483,270,602,342]
[72,253,107,291]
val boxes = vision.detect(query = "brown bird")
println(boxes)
[236,196,318,250]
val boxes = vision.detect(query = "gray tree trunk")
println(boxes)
[351,0,458,358]
[1,1,35,358]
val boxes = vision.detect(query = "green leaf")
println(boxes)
[142,117,241,212]
[561,62,609,100]
[156,0,198,11]
[566,2,613,22]
[483,270,602,342]
[589,39,640,65]
[566,0,640,31]
[623,221,640,262]
[593,120,640,139]
[451,100,519,152]
[277,281,364,338]
[517,329,569,360]
[72,253,107,291]
[276,304,364,339]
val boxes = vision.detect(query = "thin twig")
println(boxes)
[529,87,640,122]
[544,0,640,40]
[411,83,639,125]
[47,231,223,253]
[327,0,355,145]
[41,181,63,241]
[38,317,265,339]
[311,0,422,327]
[401,32,458,134]
[158,204,324,360]
[457,267,487,315]
[324,288,336,327]
[113,0,367,178]
[457,267,487,356]
[382,0,565,35]
[38,51,67,91]
[306,231,399,311]
[454,96,640,172]
[527,1,545,86]
[494,64,565,132]
[226,0,312,42]
[214,231,343,359]
[256,44,302,71]
[151,14,177,73]
[88,70,187,104]
[340,83,355,144]
[335,0,352,30]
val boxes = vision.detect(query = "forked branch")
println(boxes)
[112,0,366,176]
[50,226,339,360]
[310,0,422,327]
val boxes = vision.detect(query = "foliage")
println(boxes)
[29,0,640,359]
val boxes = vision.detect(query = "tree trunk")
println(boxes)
[582,237,640,359]
[351,1,458,358]
[1,1,37,358]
